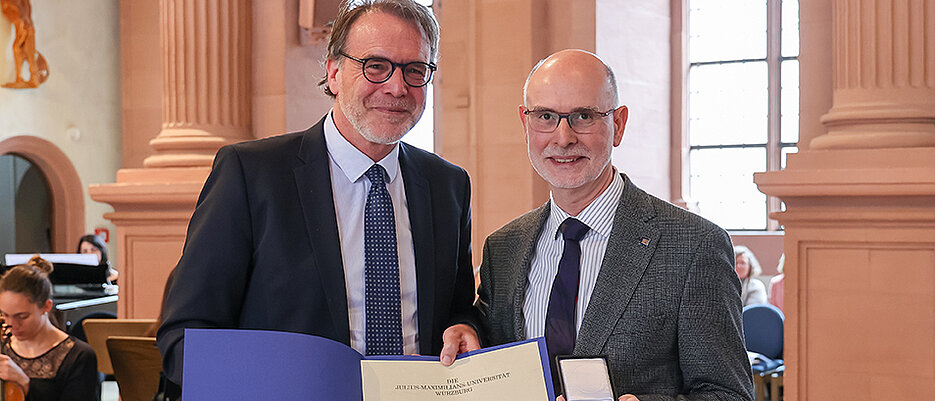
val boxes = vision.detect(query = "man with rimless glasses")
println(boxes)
[158,0,477,390]
[442,50,754,400]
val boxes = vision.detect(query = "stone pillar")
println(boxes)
[437,0,595,267]
[146,0,252,167]
[90,0,252,318]
[755,0,935,399]
[811,0,935,150]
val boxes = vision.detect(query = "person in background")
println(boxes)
[734,245,767,306]
[76,234,118,284]
[769,254,785,312]
[442,49,753,401]
[0,255,99,401]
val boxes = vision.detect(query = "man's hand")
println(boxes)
[440,324,481,366]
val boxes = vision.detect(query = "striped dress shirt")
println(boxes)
[523,172,625,340]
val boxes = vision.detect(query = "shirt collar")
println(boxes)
[324,110,401,184]
[547,170,625,241]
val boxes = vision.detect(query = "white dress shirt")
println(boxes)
[324,112,419,355]
[524,172,625,340]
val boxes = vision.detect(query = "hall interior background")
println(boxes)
[1,1,932,399]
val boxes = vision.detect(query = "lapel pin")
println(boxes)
[640,237,650,246]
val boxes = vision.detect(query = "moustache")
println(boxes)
[542,145,590,159]
[365,98,417,112]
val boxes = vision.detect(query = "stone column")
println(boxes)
[437,0,596,267]
[755,1,935,399]
[90,0,252,318]
[146,0,252,167]
[811,0,935,150]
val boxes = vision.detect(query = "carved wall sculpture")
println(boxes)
[1,0,48,88]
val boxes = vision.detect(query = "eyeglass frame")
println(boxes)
[522,108,617,133]
[339,52,437,88]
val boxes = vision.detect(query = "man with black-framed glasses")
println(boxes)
[158,0,477,390]
[442,50,754,401]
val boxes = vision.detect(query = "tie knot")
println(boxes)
[560,218,589,242]
[365,164,387,186]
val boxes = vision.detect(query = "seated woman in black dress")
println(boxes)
[0,256,99,401]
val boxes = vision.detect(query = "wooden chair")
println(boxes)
[769,366,784,401]
[107,336,161,401]
[82,318,157,375]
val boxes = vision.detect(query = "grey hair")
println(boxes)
[319,0,440,98]
[733,245,763,278]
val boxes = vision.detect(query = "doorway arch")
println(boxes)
[0,136,85,252]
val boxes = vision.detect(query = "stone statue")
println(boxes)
[1,0,48,88]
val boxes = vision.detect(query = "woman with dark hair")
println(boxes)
[76,234,118,283]
[0,255,99,401]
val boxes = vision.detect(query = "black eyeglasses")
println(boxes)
[522,108,616,133]
[340,52,437,87]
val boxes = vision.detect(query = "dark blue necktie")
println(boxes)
[363,164,403,355]
[545,217,590,392]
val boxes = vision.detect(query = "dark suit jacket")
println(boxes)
[476,175,754,401]
[157,117,476,384]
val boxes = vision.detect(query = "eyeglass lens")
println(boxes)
[527,111,608,132]
[363,58,432,87]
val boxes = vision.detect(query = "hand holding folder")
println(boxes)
[183,329,555,401]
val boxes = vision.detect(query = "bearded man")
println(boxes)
[442,50,753,401]
[158,0,476,391]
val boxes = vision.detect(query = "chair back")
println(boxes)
[70,311,117,343]
[107,336,161,401]
[742,303,784,359]
[82,318,157,375]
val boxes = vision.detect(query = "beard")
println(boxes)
[339,93,424,145]
[529,143,612,190]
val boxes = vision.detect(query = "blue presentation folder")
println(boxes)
[182,328,554,401]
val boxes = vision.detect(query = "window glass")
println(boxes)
[686,0,798,231]
[782,0,799,57]
[690,148,767,230]
[402,0,434,152]
[780,146,797,169]
[689,62,768,146]
[780,59,799,144]
[403,85,434,152]
[689,0,767,63]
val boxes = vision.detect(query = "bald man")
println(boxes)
[442,50,754,401]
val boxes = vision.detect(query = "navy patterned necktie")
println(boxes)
[545,217,590,392]
[363,164,403,355]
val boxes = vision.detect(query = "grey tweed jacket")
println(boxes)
[476,175,755,401]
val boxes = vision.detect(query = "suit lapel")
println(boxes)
[293,119,351,345]
[510,204,551,341]
[398,144,436,354]
[575,175,660,355]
